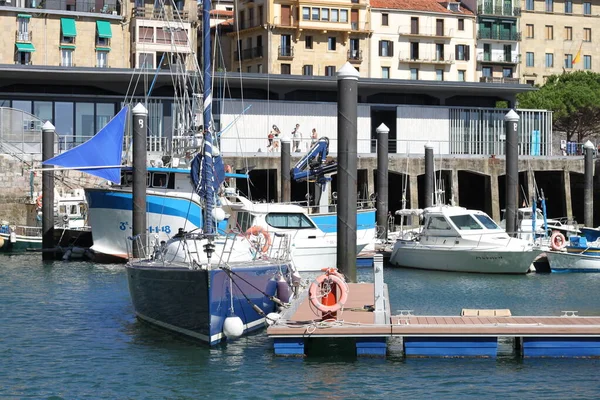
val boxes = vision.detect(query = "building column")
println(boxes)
[490,172,500,222]
[409,174,419,209]
[451,168,460,205]
[563,169,573,221]
[527,168,536,204]
[367,166,375,201]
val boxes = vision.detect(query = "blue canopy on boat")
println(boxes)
[190,140,226,196]
[42,107,128,184]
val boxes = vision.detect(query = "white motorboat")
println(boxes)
[500,207,580,241]
[221,194,373,272]
[388,205,540,274]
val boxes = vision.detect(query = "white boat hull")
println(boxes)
[546,251,600,272]
[389,240,539,274]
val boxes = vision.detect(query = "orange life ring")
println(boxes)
[245,225,271,253]
[36,195,42,209]
[309,271,349,314]
[550,231,567,251]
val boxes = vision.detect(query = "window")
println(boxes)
[526,0,534,10]
[584,2,591,15]
[152,173,168,188]
[331,9,338,22]
[565,54,573,68]
[139,26,153,43]
[474,215,500,229]
[482,66,492,77]
[305,35,313,49]
[410,68,418,80]
[436,69,443,81]
[545,0,553,12]
[96,103,114,131]
[340,10,348,22]
[281,63,291,74]
[565,26,572,41]
[545,53,554,67]
[322,8,329,21]
[247,66,252,73]
[410,17,419,34]
[311,7,320,20]
[382,13,388,26]
[381,66,390,79]
[139,53,153,68]
[503,67,513,77]
[75,102,94,140]
[435,43,444,60]
[458,70,465,81]
[325,66,336,76]
[236,212,254,233]
[96,50,108,68]
[455,44,469,61]
[449,215,483,230]
[265,213,316,229]
[526,80,535,85]
[458,19,464,31]
[328,37,336,51]
[303,65,313,75]
[584,28,592,42]
[257,64,263,73]
[280,34,291,56]
[379,40,393,57]
[526,52,534,67]
[584,55,592,69]
[526,24,534,38]
[302,7,310,20]
[545,25,553,40]
[410,42,419,59]
[426,216,452,230]
[17,17,29,41]
[61,49,73,66]
[565,0,572,13]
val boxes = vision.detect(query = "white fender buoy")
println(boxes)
[212,208,226,222]
[9,231,17,243]
[265,312,281,327]
[223,315,244,339]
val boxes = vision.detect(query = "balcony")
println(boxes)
[477,4,521,17]
[479,76,520,84]
[477,53,520,64]
[234,46,263,61]
[133,6,188,21]
[398,53,454,64]
[347,49,362,63]
[278,45,293,59]
[15,30,32,42]
[398,26,454,39]
[477,30,521,41]
[4,0,119,15]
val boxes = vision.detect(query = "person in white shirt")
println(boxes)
[292,123,302,152]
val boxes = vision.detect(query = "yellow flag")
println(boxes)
[573,42,583,64]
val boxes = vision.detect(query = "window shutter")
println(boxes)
[390,41,394,57]
[379,41,382,56]
[455,45,459,60]
[465,45,470,61]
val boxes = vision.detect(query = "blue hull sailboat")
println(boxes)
[124,0,297,345]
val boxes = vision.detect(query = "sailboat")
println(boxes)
[123,0,297,345]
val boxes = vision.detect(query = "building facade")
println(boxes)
[520,0,600,85]
[232,0,371,76]
[370,0,477,81]
[0,0,127,68]
[475,0,521,83]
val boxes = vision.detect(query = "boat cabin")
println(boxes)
[421,206,504,238]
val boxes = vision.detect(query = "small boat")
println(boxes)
[221,192,373,272]
[388,205,540,274]
[546,236,600,272]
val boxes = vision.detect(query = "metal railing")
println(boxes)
[479,76,520,84]
[476,53,520,64]
[477,4,522,16]
[8,0,119,14]
[398,25,454,37]
[398,52,455,64]
[278,45,293,58]
[477,30,522,41]
[15,30,32,42]
[133,6,188,21]
[347,49,362,62]
[235,46,263,61]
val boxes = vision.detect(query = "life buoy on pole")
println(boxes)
[245,225,271,253]
[309,268,349,317]
[36,195,42,210]
[550,231,567,251]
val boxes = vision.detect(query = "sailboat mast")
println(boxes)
[202,0,214,235]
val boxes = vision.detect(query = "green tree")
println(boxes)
[517,71,600,143]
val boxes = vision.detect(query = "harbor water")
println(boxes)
[2,254,600,399]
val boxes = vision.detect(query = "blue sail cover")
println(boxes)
[190,144,226,195]
[42,107,128,184]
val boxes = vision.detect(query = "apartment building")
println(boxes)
[370,0,477,81]
[129,0,197,70]
[520,0,600,85]
[474,0,521,83]
[0,0,126,68]
[232,0,371,76]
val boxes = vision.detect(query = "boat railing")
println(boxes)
[126,233,156,261]
[414,230,533,250]
[1,225,42,237]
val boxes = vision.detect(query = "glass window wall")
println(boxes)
[76,102,95,143]
[12,100,32,114]
[33,101,53,123]
[96,103,115,131]
[54,102,74,136]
